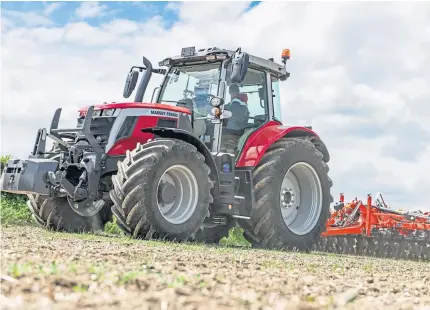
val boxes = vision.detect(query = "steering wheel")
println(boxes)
[183,89,194,98]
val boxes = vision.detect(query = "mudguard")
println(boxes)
[236,121,328,167]
[141,127,221,199]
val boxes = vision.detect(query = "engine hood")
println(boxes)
[78,102,192,115]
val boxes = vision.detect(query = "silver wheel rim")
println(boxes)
[157,164,199,225]
[67,197,105,217]
[279,162,323,235]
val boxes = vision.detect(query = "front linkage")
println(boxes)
[314,193,430,261]
[1,106,110,218]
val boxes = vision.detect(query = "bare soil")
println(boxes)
[1,226,429,310]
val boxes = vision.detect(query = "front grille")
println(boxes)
[76,117,116,147]
[157,118,177,128]
[116,116,138,140]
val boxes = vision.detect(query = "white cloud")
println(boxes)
[165,2,181,13]
[1,2,430,210]
[43,2,63,16]
[1,10,53,27]
[75,2,108,19]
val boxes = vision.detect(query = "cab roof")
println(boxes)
[159,46,289,79]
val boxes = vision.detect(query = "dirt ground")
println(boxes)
[1,226,429,310]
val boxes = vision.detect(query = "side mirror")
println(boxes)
[229,48,249,84]
[123,70,139,98]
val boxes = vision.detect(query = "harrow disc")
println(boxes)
[317,235,429,261]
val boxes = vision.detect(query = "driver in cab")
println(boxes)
[224,84,249,131]
[221,84,249,152]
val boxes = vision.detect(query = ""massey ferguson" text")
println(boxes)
[150,110,178,118]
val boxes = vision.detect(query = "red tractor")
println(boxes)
[1,46,333,250]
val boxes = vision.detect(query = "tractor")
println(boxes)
[1,46,333,250]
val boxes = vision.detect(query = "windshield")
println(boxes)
[157,63,222,113]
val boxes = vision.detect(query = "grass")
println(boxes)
[0,193,33,226]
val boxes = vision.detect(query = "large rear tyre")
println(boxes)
[238,137,333,251]
[26,195,112,232]
[110,139,213,241]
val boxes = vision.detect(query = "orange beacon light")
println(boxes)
[282,49,290,60]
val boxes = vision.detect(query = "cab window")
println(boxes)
[271,75,282,121]
[221,68,269,154]
[224,68,269,128]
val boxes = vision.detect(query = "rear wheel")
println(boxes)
[26,195,112,232]
[110,139,213,241]
[238,138,333,251]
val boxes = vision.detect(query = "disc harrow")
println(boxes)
[314,193,430,261]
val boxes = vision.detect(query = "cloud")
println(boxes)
[1,1,430,210]
[75,2,109,19]
[43,2,63,16]
[165,2,181,13]
[1,10,53,27]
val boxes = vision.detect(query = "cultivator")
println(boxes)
[315,193,430,261]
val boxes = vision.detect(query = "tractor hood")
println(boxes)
[78,102,192,117]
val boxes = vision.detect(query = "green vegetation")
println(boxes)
[0,155,33,225]
[0,193,33,226]
[220,226,250,247]
[1,154,12,171]
[103,217,124,235]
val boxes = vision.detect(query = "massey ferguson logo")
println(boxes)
[150,110,178,118]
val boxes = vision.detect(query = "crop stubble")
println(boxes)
[1,226,429,310]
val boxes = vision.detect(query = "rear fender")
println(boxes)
[141,127,220,199]
[236,121,329,167]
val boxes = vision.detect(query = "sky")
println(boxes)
[1,1,430,211]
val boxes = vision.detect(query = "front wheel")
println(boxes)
[26,195,112,232]
[110,139,214,241]
[238,137,333,251]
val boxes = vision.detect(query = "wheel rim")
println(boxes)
[157,164,199,225]
[67,196,105,217]
[279,161,323,235]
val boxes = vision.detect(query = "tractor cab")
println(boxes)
[123,46,291,156]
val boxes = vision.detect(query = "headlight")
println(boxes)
[210,96,223,107]
[78,110,86,118]
[103,109,116,116]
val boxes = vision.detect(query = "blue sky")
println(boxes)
[1,1,261,28]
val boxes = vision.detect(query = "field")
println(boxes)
[1,195,430,310]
